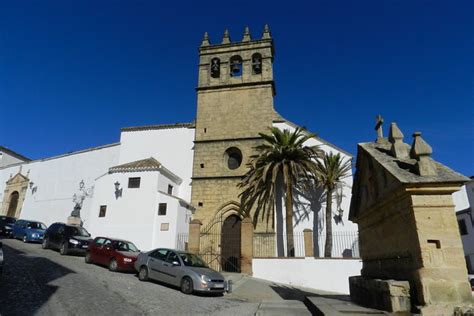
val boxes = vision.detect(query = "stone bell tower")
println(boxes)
[191,25,278,229]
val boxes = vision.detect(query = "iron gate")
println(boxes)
[199,213,241,272]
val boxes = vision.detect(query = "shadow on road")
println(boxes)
[0,242,76,315]
[270,283,351,302]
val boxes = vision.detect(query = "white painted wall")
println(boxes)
[0,144,120,226]
[272,122,358,257]
[88,171,159,251]
[87,169,190,252]
[118,127,195,201]
[152,192,191,249]
[253,258,362,294]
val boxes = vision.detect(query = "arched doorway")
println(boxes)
[221,214,241,272]
[7,191,19,217]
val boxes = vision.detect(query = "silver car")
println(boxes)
[134,248,226,294]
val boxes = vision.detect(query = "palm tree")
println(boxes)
[313,152,352,257]
[239,127,322,257]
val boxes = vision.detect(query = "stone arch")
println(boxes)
[7,191,19,217]
[2,171,29,218]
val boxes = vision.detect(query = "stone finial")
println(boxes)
[242,26,251,42]
[388,122,408,158]
[222,29,231,44]
[375,114,384,143]
[201,32,210,46]
[410,132,436,176]
[19,165,23,174]
[262,24,271,39]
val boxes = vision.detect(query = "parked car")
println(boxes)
[42,222,92,255]
[135,248,226,294]
[0,216,16,237]
[12,220,47,243]
[469,275,474,292]
[0,242,3,274]
[85,237,140,272]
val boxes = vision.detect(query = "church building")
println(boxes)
[0,26,357,272]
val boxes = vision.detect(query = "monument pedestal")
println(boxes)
[67,216,82,226]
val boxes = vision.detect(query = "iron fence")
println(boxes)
[176,233,189,251]
[316,231,359,258]
[252,230,359,258]
[253,232,305,258]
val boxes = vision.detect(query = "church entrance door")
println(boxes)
[221,215,241,272]
[7,191,19,217]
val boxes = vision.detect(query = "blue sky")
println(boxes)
[1,1,473,176]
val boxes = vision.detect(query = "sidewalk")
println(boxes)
[222,273,389,315]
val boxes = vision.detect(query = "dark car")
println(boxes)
[12,220,47,243]
[0,242,3,274]
[135,248,226,294]
[85,237,140,272]
[0,216,16,237]
[42,222,92,255]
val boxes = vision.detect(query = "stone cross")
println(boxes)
[375,114,384,143]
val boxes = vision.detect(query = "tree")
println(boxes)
[313,152,352,257]
[239,127,322,257]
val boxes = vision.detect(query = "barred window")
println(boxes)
[128,177,141,188]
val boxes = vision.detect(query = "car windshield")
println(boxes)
[179,253,209,268]
[1,217,16,224]
[28,222,47,230]
[115,241,139,252]
[65,226,90,237]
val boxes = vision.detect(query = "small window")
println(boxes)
[158,203,167,216]
[128,177,141,188]
[99,205,107,218]
[167,184,173,195]
[166,252,180,265]
[459,219,468,235]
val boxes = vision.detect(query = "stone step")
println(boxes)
[255,300,312,316]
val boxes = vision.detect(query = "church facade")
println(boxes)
[0,26,357,270]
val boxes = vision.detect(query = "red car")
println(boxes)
[85,237,140,272]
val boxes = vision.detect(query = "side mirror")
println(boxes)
[172,261,180,266]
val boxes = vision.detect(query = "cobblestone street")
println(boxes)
[0,238,259,315]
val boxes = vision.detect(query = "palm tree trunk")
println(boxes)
[285,178,295,257]
[324,189,333,258]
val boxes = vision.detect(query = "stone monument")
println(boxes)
[349,117,473,315]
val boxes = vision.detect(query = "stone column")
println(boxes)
[241,217,254,275]
[188,219,202,254]
[303,229,314,257]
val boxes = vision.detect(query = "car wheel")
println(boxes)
[109,259,118,272]
[42,238,49,249]
[85,252,92,264]
[181,277,194,295]
[59,242,68,255]
[23,235,28,243]
[138,266,149,281]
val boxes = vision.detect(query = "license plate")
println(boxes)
[82,245,88,248]
[214,283,224,288]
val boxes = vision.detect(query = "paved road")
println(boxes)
[0,238,259,315]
